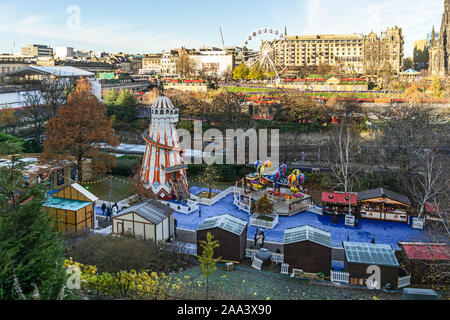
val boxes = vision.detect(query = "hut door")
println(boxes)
[117,222,124,235]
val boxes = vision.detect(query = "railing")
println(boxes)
[92,226,112,235]
[191,187,235,206]
[330,270,350,284]
[250,213,279,229]
[308,205,323,215]
[271,253,284,264]
[398,275,411,289]
[160,199,199,215]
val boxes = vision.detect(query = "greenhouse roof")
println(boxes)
[197,214,247,236]
[343,241,399,267]
[284,225,332,248]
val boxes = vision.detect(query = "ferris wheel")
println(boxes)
[242,27,294,80]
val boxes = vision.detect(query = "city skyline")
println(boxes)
[0,0,445,57]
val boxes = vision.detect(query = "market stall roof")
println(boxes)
[322,192,357,205]
[115,199,174,224]
[357,188,411,206]
[197,214,247,236]
[284,225,332,248]
[399,242,450,261]
[343,241,399,267]
[43,196,91,211]
[72,183,99,202]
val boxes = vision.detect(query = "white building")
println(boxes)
[190,48,234,77]
[111,199,175,243]
[55,47,75,59]
[161,50,178,76]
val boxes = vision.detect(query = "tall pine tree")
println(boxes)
[0,158,67,300]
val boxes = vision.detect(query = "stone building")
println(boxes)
[429,0,450,76]
[270,27,404,75]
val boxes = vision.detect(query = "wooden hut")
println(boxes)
[322,192,357,216]
[197,214,248,262]
[42,183,98,233]
[283,225,332,275]
[111,199,175,243]
[343,241,400,289]
[397,242,450,285]
[357,188,410,223]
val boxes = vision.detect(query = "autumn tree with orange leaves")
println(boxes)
[42,78,119,182]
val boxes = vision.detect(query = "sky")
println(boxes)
[0,0,445,57]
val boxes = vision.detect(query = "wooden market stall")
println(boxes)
[357,188,410,223]
[283,225,332,275]
[42,183,98,233]
[343,241,400,289]
[111,199,175,243]
[322,192,357,216]
[397,242,450,286]
[197,214,248,262]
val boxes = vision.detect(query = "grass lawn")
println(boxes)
[81,174,134,202]
[172,265,403,300]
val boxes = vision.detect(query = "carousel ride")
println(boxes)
[235,160,312,216]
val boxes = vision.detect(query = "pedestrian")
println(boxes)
[198,207,202,218]
[106,207,112,222]
[260,230,265,248]
[174,218,178,238]
[101,203,106,216]
[112,203,119,216]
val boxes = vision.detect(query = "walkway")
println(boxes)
[173,187,434,250]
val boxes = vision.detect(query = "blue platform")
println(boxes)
[172,187,434,250]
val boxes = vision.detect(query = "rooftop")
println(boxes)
[43,196,92,211]
[322,192,357,205]
[343,241,399,267]
[284,225,332,247]
[399,242,450,261]
[116,199,174,224]
[357,188,411,206]
[197,214,247,236]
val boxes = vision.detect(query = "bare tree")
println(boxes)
[323,122,361,192]
[364,40,389,76]
[407,151,448,219]
[40,78,70,118]
[176,54,198,78]
[22,91,47,142]
[374,104,439,189]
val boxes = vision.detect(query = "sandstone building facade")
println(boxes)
[429,0,450,76]
[270,27,404,75]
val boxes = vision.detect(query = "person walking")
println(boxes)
[106,207,112,222]
[101,203,106,216]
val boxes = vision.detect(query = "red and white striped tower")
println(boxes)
[140,96,190,200]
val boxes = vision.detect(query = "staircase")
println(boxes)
[169,175,190,201]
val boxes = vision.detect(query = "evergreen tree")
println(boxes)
[0,161,67,300]
[103,89,118,106]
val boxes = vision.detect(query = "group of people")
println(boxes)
[101,202,119,221]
